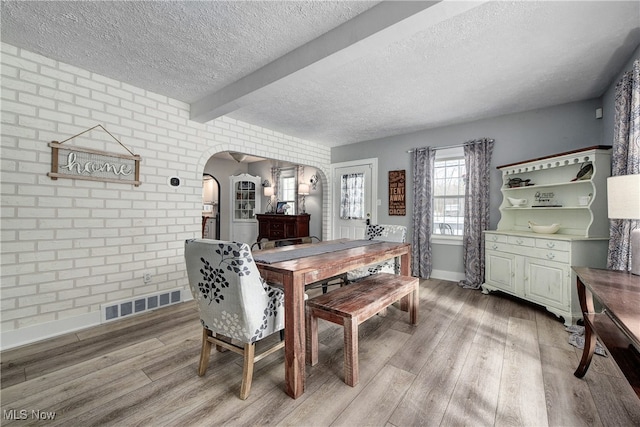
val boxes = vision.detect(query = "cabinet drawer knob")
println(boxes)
[546,242,555,248]
[516,239,524,245]
[492,236,498,241]
[547,253,555,260]
[492,244,498,250]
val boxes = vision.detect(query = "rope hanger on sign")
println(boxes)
[58,124,135,156]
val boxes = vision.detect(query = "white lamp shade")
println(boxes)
[607,174,640,219]
[298,183,310,195]
[263,187,274,197]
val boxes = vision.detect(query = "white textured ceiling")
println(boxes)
[2,1,639,147]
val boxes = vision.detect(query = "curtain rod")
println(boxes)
[406,138,494,153]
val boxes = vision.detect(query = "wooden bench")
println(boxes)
[305,273,419,386]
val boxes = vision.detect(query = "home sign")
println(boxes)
[48,125,141,186]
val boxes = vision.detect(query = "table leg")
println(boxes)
[574,276,596,378]
[400,249,412,311]
[400,249,410,276]
[284,273,305,399]
[410,284,419,325]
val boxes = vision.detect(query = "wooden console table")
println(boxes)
[572,267,640,399]
[256,214,309,242]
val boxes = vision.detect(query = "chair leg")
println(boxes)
[240,342,256,400]
[198,328,213,376]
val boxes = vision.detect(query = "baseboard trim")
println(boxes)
[1,311,101,351]
[0,292,195,351]
[430,269,465,282]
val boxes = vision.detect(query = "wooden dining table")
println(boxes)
[254,239,411,399]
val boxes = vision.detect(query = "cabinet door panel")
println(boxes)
[524,259,569,309]
[486,250,516,293]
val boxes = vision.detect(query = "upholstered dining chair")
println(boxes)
[184,238,285,400]
[346,224,407,282]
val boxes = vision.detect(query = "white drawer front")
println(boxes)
[486,241,515,253]
[535,239,570,252]
[486,233,507,243]
[529,248,570,263]
[507,235,535,247]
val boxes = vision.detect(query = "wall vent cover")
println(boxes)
[100,289,182,323]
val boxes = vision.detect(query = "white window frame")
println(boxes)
[432,146,464,246]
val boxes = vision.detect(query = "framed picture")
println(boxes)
[276,201,287,214]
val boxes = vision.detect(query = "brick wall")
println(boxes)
[0,43,331,349]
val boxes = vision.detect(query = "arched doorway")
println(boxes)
[202,151,328,242]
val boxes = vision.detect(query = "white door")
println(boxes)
[331,159,377,240]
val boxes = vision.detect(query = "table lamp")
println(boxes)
[607,174,640,275]
[264,186,274,213]
[298,183,310,214]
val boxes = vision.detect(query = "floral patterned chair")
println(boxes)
[346,224,407,282]
[184,238,285,400]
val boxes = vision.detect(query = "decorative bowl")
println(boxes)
[507,197,527,207]
[528,221,561,234]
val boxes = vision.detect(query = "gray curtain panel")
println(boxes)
[459,138,494,289]
[411,147,435,278]
[607,59,640,271]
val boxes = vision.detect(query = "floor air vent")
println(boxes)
[101,289,182,322]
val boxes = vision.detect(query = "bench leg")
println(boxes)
[344,317,359,386]
[306,307,319,366]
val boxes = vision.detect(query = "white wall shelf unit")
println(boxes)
[483,145,612,325]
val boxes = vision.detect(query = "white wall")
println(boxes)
[0,43,331,350]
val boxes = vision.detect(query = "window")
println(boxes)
[278,169,297,214]
[433,148,465,237]
[340,173,365,219]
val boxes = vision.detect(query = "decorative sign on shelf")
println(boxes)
[48,124,141,186]
[388,170,406,216]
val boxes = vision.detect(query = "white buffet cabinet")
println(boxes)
[482,146,611,325]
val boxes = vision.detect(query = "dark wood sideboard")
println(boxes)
[256,214,310,242]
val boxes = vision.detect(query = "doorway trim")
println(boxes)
[202,173,221,239]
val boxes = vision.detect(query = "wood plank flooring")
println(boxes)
[2,279,639,426]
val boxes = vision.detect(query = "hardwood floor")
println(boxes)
[2,279,639,426]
